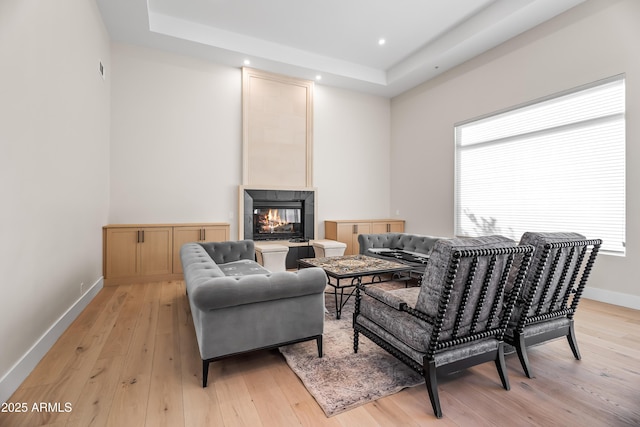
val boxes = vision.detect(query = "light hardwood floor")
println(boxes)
[1,280,639,426]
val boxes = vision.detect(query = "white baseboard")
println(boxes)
[0,277,103,404]
[582,287,640,310]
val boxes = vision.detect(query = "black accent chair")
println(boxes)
[504,232,602,378]
[353,236,534,418]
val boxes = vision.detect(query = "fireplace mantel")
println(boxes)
[238,186,317,241]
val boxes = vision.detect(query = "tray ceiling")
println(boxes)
[97,0,585,97]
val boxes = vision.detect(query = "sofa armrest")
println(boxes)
[199,240,255,264]
[190,267,328,311]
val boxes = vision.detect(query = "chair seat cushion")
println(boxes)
[359,287,432,353]
[357,310,500,367]
[434,339,499,367]
[507,316,571,339]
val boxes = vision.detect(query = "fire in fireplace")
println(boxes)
[242,188,315,242]
[253,204,302,239]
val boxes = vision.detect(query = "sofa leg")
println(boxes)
[316,335,323,358]
[202,360,210,388]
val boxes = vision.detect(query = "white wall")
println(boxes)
[391,0,640,306]
[109,44,392,239]
[0,0,111,399]
[109,44,242,233]
[314,85,392,237]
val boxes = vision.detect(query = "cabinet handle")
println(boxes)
[353,224,357,234]
[387,223,390,232]
[141,230,144,243]
[202,229,206,241]
[137,230,140,243]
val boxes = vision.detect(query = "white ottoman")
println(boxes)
[254,243,289,272]
[312,239,347,258]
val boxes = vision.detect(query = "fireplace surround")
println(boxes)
[240,187,316,241]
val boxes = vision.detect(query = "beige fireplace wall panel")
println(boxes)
[242,68,314,188]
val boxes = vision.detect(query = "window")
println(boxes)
[455,75,625,255]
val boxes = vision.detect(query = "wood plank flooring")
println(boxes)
[1,280,639,426]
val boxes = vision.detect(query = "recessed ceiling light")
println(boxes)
[378,38,386,46]
[243,59,251,65]
[315,75,322,81]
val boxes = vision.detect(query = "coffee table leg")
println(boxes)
[334,278,358,320]
[334,285,341,319]
[329,278,346,320]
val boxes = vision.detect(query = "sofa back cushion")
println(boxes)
[358,233,442,255]
[394,233,441,254]
[199,240,255,264]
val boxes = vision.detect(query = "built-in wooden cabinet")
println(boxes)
[334,222,372,256]
[103,223,230,285]
[104,226,173,281]
[325,219,405,256]
[372,220,405,234]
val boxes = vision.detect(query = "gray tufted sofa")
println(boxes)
[180,240,328,387]
[358,233,445,274]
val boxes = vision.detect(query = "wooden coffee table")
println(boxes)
[298,254,413,319]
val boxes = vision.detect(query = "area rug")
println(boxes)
[279,283,424,417]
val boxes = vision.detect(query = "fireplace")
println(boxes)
[253,201,303,240]
[241,188,315,241]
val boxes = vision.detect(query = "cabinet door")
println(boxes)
[372,221,405,234]
[172,227,201,274]
[173,226,229,274]
[201,226,229,243]
[335,223,356,255]
[372,222,389,234]
[105,228,140,278]
[325,221,339,242]
[388,221,404,233]
[352,222,371,255]
[139,227,173,276]
[336,222,371,255]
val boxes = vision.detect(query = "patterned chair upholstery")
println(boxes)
[353,235,534,418]
[505,232,602,378]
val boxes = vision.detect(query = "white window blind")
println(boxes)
[455,75,625,255]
